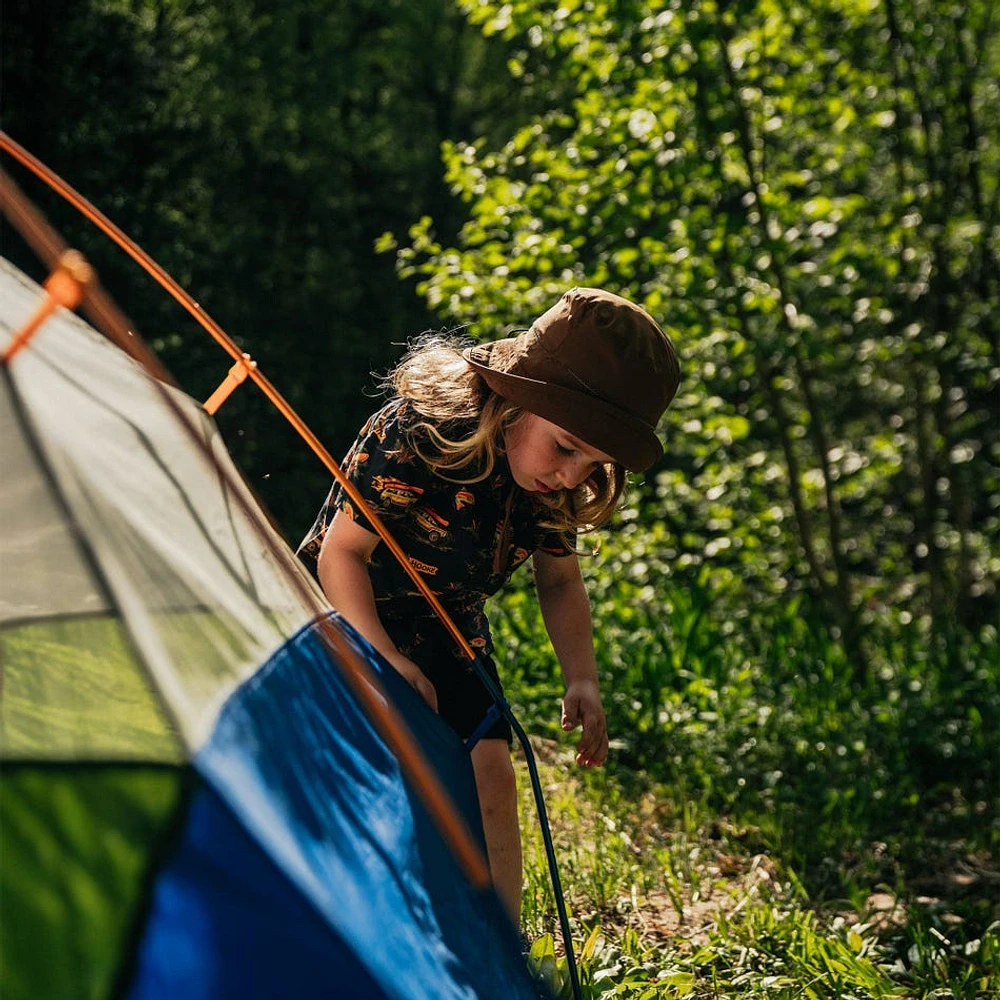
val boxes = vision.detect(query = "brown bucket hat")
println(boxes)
[463,287,680,471]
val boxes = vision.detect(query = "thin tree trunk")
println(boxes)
[685,25,838,616]
[713,19,865,671]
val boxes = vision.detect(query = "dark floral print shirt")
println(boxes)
[297,399,573,656]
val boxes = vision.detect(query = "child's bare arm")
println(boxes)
[533,551,609,767]
[317,511,438,711]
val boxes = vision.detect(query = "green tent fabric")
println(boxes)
[0,256,543,999]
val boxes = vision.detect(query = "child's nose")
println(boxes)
[556,460,588,490]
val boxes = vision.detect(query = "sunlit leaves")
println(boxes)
[392,0,998,638]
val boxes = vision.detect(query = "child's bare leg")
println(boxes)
[471,738,522,926]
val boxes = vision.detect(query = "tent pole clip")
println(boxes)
[3,249,94,365]
[204,353,257,415]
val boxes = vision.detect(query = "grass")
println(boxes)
[490,554,1000,999]
[513,741,999,999]
[3,557,994,996]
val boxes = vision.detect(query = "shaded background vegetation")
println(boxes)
[3,0,997,979]
[2,0,538,532]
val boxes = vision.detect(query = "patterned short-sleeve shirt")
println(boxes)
[297,399,573,655]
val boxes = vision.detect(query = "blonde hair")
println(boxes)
[380,334,627,535]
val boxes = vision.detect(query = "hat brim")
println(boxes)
[464,342,662,472]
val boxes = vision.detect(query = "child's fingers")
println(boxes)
[412,674,438,712]
[575,713,608,767]
[561,695,581,731]
[389,654,438,713]
[576,739,608,767]
[563,689,609,765]
[585,726,609,766]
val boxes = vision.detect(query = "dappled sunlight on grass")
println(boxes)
[514,738,1000,998]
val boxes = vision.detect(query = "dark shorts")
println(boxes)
[384,623,512,745]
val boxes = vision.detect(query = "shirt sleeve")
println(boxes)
[295,493,332,578]
[331,400,437,536]
[295,401,427,575]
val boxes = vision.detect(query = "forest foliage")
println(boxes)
[389,0,999,664]
[4,1,996,647]
[3,0,997,956]
[2,0,536,529]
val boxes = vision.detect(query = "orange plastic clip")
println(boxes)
[204,353,257,415]
[3,250,93,365]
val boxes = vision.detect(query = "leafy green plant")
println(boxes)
[515,745,1000,999]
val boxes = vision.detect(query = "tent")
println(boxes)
[0,253,545,999]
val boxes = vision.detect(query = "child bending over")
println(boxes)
[298,287,680,924]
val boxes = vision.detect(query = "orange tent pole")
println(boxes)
[0,167,146,368]
[0,130,478,664]
[0,136,490,893]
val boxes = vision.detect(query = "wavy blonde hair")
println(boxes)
[381,334,627,535]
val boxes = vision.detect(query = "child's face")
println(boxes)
[504,413,614,494]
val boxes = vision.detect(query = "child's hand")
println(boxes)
[561,680,608,768]
[387,651,438,712]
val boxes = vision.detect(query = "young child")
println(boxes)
[297,286,680,923]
